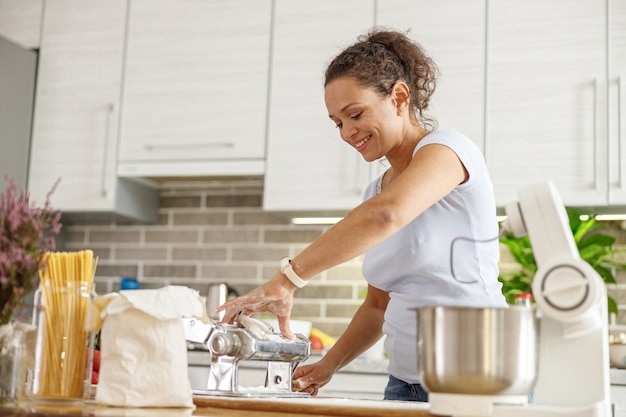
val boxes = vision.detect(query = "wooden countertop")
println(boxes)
[193,395,431,416]
[1,396,433,417]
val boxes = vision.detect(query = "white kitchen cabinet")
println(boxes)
[263,0,377,212]
[607,0,626,205]
[376,0,486,153]
[28,0,157,222]
[0,0,43,49]
[0,37,37,192]
[117,0,271,178]
[486,0,612,207]
[613,385,626,417]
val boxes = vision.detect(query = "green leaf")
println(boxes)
[593,264,616,284]
[579,245,611,264]
[500,234,536,270]
[567,209,583,234]
[609,296,619,316]
[573,218,597,241]
[578,234,616,249]
[567,208,609,243]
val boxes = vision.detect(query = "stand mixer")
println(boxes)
[427,181,612,417]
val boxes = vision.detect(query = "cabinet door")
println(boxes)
[487,0,606,207]
[263,0,375,212]
[376,0,486,152]
[0,0,42,49]
[608,0,626,204]
[119,0,271,165]
[28,0,128,212]
[0,37,37,192]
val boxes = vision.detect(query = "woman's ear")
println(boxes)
[391,81,411,115]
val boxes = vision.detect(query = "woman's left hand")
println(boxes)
[292,358,336,396]
[215,273,297,338]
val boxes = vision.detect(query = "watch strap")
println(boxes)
[280,257,307,288]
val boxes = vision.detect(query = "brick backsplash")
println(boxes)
[59,182,626,336]
[60,182,362,337]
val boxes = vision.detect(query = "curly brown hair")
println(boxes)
[324,28,439,131]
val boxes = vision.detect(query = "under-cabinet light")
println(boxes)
[498,214,626,223]
[594,214,626,221]
[291,217,343,225]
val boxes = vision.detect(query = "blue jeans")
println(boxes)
[383,375,429,402]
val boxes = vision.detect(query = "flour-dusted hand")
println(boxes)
[215,273,297,339]
[292,359,335,396]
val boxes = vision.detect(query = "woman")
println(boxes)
[217,29,507,402]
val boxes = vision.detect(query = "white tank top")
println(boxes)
[362,128,507,384]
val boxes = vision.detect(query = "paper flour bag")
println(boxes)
[88,285,207,407]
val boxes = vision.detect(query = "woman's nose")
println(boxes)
[341,123,358,142]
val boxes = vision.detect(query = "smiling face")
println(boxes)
[325,76,408,162]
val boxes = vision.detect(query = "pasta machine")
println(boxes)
[192,316,311,398]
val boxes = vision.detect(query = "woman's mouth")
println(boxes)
[354,135,371,150]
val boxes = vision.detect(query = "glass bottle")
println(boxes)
[513,292,533,308]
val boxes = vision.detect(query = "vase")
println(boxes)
[0,322,35,405]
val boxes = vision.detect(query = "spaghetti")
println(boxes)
[31,250,98,400]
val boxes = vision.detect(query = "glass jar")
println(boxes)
[27,280,95,404]
[0,327,26,404]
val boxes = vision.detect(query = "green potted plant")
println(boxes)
[498,208,626,316]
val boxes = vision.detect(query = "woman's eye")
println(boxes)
[350,112,362,120]
[335,122,343,129]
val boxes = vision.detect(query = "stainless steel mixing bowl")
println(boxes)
[417,306,539,396]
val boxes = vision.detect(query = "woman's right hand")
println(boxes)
[292,359,336,396]
[215,272,298,338]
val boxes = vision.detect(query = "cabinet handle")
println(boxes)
[144,142,235,150]
[101,103,115,197]
[593,78,598,190]
[618,75,623,189]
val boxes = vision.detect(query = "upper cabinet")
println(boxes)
[486,0,620,208]
[117,0,272,178]
[28,0,157,222]
[376,0,486,152]
[263,0,485,212]
[15,0,626,215]
[0,0,43,49]
[262,0,376,212]
[607,0,626,205]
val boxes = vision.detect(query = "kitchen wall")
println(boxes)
[60,180,626,337]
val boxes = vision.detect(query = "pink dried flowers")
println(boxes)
[0,177,61,325]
